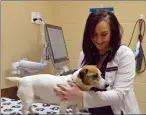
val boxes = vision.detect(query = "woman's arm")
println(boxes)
[83,49,136,109]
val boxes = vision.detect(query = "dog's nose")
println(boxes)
[105,84,109,88]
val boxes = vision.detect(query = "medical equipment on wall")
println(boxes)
[128,14,146,73]
[12,18,69,76]
[44,24,69,74]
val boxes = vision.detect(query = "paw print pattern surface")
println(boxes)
[1,97,73,114]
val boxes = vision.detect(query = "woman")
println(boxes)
[54,10,141,114]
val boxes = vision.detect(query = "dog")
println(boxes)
[6,65,108,114]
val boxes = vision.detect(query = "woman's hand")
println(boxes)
[54,81,83,102]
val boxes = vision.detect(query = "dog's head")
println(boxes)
[73,65,108,91]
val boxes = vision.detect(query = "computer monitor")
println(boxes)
[45,24,69,69]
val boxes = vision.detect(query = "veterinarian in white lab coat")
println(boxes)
[54,10,141,114]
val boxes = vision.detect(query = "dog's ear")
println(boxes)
[78,69,86,80]
[85,69,88,74]
[78,69,92,85]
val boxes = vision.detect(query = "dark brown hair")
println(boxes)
[82,10,123,66]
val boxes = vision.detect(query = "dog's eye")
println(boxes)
[92,73,98,79]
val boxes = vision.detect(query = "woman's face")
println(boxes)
[91,20,111,53]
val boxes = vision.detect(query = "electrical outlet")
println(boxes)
[31,12,41,24]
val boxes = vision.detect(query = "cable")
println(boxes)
[128,20,139,47]
[128,18,146,73]
[136,19,146,73]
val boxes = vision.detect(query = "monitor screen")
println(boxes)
[45,24,69,68]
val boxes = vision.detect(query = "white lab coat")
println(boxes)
[78,45,141,114]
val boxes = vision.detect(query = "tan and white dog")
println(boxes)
[6,65,108,114]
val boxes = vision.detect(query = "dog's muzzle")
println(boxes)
[105,83,109,88]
